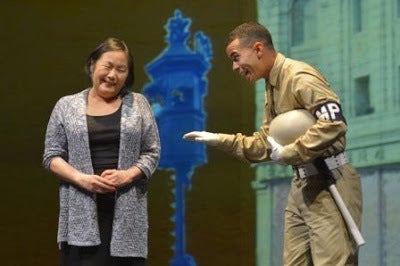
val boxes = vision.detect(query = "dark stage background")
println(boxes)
[0,1,257,265]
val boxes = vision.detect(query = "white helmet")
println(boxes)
[269,109,316,145]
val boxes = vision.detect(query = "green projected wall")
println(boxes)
[255,0,400,265]
[0,1,257,265]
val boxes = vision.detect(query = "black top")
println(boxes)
[87,105,121,175]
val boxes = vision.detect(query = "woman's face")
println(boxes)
[90,50,129,99]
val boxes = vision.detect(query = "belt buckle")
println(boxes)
[297,167,307,179]
[295,164,317,179]
[325,152,348,170]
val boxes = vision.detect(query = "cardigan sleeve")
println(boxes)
[133,94,161,178]
[43,98,69,170]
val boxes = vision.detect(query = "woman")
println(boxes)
[43,37,160,266]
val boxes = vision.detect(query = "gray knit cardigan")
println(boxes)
[43,88,160,257]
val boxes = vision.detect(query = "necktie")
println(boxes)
[267,83,277,119]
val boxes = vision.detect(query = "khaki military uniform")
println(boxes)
[216,53,362,265]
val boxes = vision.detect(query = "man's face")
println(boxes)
[225,38,264,82]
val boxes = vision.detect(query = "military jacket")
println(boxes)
[217,53,347,166]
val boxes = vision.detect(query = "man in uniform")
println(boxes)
[183,22,362,265]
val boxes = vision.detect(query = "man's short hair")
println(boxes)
[225,22,274,49]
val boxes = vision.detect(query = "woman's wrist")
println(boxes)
[119,167,142,184]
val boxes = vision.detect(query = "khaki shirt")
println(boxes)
[216,53,347,165]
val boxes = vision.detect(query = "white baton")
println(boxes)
[328,183,366,248]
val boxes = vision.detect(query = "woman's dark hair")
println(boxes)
[85,37,134,93]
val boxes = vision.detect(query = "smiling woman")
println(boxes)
[86,38,134,99]
[86,50,129,116]
[42,37,161,266]
[2,1,258,265]
[89,51,128,99]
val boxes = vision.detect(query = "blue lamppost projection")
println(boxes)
[143,9,213,266]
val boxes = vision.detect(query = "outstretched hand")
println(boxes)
[182,131,219,146]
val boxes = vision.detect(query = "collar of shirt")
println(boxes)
[268,53,286,88]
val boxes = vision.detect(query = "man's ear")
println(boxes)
[253,42,264,58]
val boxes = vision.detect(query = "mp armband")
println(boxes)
[313,101,347,124]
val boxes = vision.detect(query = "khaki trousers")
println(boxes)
[283,164,362,266]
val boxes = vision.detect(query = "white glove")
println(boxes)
[267,136,286,165]
[182,131,219,146]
